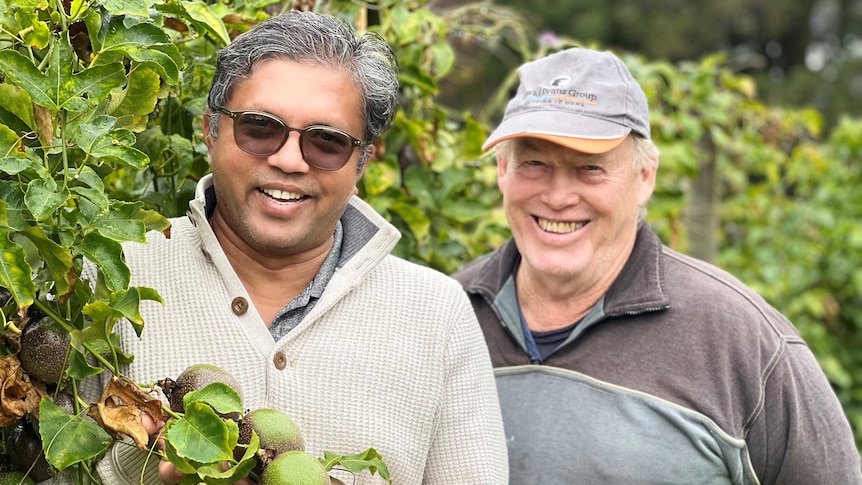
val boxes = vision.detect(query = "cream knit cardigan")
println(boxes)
[51,176,507,484]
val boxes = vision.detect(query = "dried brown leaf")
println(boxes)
[0,354,47,426]
[88,376,168,449]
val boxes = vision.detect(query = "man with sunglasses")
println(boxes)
[88,10,507,485]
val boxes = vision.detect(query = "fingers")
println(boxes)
[140,411,164,435]
[158,459,187,485]
[142,411,183,483]
[142,411,167,451]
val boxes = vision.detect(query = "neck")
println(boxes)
[210,214,332,326]
[516,269,605,332]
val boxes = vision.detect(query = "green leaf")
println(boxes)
[439,167,473,201]
[166,401,235,464]
[0,45,55,109]
[164,439,198,475]
[69,0,89,18]
[189,463,234,484]
[82,8,103,52]
[0,156,32,176]
[20,226,75,299]
[0,181,33,230]
[74,115,117,151]
[428,42,454,80]
[107,66,160,129]
[136,208,171,234]
[459,115,486,159]
[390,201,431,242]
[100,0,150,17]
[75,165,106,190]
[80,232,130,292]
[66,347,105,379]
[137,286,164,304]
[155,0,231,47]
[208,431,259,482]
[39,398,113,471]
[73,116,150,169]
[101,21,182,84]
[403,164,435,209]
[182,382,243,417]
[320,448,391,482]
[50,43,127,112]
[92,211,147,243]
[440,199,488,223]
[19,14,51,49]
[399,64,437,94]
[25,178,70,222]
[109,288,143,326]
[234,431,260,465]
[80,301,118,345]
[71,186,110,212]
[91,139,150,169]
[0,229,36,307]
[0,83,36,130]
[0,123,26,160]
[390,4,419,44]
[123,47,181,86]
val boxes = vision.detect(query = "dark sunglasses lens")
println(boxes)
[302,128,354,170]
[234,113,285,155]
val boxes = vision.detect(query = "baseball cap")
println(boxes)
[483,47,650,154]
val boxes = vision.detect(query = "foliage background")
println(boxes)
[0,0,860,478]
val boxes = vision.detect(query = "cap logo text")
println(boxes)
[522,82,599,107]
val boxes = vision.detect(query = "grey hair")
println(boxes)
[205,10,400,168]
[630,135,659,173]
[630,135,660,220]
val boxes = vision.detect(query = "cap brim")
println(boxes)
[482,110,633,154]
[483,132,627,154]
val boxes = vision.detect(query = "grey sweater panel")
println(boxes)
[496,366,756,485]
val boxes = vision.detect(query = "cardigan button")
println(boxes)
[231,297,248,315]
[274,352,287,370]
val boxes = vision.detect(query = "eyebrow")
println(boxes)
[517,141,604,163]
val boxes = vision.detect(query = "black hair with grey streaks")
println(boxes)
[205,10,399,167]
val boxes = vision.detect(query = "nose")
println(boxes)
[266,130,310,174]
[541,168,580,209]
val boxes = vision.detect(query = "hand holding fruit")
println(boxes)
[155,364,389,484]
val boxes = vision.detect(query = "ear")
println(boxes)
[496,151,509,191]
[202,110,215,154]
[355,144,373,185]
[636,158,658,207]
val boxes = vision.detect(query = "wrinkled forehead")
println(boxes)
[512,135,632,161]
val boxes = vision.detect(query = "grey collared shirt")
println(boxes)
[268,221,343,340]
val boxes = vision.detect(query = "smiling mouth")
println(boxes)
[260,188,306,202]
[537,217,586,234]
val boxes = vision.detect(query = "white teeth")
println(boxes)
[537,218,585,234]
[262,188,302,201]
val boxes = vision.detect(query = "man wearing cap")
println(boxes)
[453,47,862,484]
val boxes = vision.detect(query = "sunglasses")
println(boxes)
[215,107,369,171]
